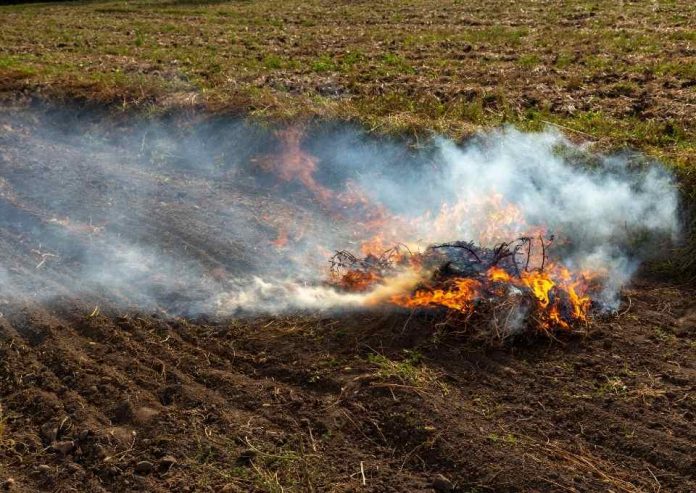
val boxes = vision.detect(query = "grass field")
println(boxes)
[1,0,694,170]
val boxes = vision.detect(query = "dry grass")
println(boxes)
[535,440,644,493]
[368,350,442,388]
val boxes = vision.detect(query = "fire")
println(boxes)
[255,127,333,203]
[520,270,555,308]
[331,242,597,332]
[567,280,592,320]
[391,278,481,312]
[360,235,390,257]
[256,127,602,333]
[257,127,546,261]
[337,269,382,292]
[430,193,530,246]
[488,266,511,283]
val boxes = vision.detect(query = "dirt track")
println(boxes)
[0,106,694,492]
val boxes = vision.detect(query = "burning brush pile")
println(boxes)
[328,235,597,335]
[225,124,680,339]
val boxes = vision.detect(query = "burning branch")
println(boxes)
[329,245,408,291]
[328,235,595,334]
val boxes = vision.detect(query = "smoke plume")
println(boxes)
[0,106,680,317]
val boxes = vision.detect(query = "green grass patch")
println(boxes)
[262,54,284,70]
[554,52,574,69]
[380,52,415,74]
[311,55,336,73]
[650,61,696,79]
[134,30,145,47]
[519,54,541,68]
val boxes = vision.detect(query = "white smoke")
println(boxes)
[0,108,680,316]
[352,127,679,247]
[214,277,366,314]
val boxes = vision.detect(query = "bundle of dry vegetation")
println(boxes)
[330,236,599,341]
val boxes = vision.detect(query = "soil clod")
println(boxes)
[51,440,75,455]
[134,461,154,475]
[432,474,454,492]
[0,479,15,491]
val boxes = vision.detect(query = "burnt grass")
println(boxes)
[0,1,695,492]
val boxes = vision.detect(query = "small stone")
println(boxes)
[135,461,154,475]
[52,440,75,455]
[159,455,177,471]
[37,465,51,475]
[236,449,257,465]
[1,478,15,490]
[432,474,454,492]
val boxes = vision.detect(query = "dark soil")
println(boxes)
[1,282,694,492]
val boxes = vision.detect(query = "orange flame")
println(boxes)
[488,266,512,283]
[520,270,555,308]
[391,278,481,312]
[385,262,594,330]
[255,127,332,203]
[360,235,390,257]
[337,270,382,292]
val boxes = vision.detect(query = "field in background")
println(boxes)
[1,0,694,166]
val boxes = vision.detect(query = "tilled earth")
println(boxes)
[0,106,694,492]
[1,282,694,492]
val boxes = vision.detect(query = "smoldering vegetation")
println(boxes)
[0,105,681,316]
